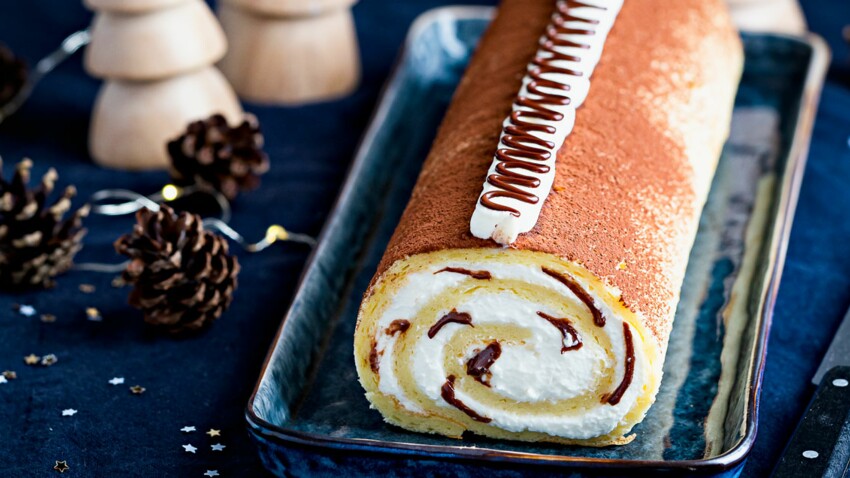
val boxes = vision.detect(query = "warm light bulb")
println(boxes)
[265,225,288,243]
[161,184,180,201]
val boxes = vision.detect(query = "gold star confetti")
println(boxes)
[40,314,56,323]
[111,276,126,288]
[53,460,69,473]
[206,429,221,437]
[24,354,40,365]
[2,370,16,380]
[41,354,58,366]
[616,261,628,271]
[130,385,146,395]
[85,307,102,322]
[79,284,96,293]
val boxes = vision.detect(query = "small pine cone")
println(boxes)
[114,204,240,334]
[0,44,27,108]
[168,113,269,200]
[0,158,89,288]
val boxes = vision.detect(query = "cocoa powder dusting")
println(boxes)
[368,0,742,346]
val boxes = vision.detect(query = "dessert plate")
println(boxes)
[246,6,828,477]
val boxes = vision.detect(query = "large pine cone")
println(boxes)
[114,204,240,334]
[167,114,269,201]
[0,159,88,288]
[0,43,27,108]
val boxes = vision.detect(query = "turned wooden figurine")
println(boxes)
[218,0,360,105]
[725,0,806,34]
[84,0,243,170]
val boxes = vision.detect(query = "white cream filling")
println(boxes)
[470,0,624,245]
[373,261,646,439]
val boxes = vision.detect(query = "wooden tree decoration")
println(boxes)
[84,0,243,170]
[218,0,360,105]
[725,0,806,34]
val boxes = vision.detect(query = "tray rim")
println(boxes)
[245,5,830,473]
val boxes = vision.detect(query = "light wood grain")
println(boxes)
[220,0,355,17]
[89,67,242,170]
[85,0,227,81]
[84,0,189,14]
[725,0,806,34]
[218,3,359,105]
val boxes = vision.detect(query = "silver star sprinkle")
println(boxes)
[41,354,58,366]
[180,426,196,433]
[0,376,7,384]
[61,409,77,417]
[204,471,219,477]
[182,444,197,454]
[108,377,125,386]
[210,443,226,451]
[85,307,102,322]
[16,304,36,317]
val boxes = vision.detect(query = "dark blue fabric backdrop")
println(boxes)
[0,0,847,477]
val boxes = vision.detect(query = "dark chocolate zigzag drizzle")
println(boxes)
[480,0,606,216]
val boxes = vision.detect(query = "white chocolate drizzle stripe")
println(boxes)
[470,0,623,245]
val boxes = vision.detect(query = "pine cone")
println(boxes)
[168,114,269,200]
[114,204,240,334]
[0,44,27,108]
[0,159,88,288]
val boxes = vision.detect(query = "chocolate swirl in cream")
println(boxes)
[466,341,502,386]
[428,309,474,338]
[435,267,492,280]
[441,375,492,423]
[470,0,623,244]
[536,311,583,352]
[603,322,635,405]
[542,267,605,327]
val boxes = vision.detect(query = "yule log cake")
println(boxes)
[354,0,742,446]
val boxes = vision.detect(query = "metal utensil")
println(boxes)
[772,307,850,477]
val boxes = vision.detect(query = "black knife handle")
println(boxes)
[772,366,850,478]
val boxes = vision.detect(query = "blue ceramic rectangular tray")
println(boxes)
[247,7,828,477]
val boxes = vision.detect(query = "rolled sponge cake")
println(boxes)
[354,0,742,445]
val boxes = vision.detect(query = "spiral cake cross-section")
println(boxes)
[354,0,742,445]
